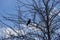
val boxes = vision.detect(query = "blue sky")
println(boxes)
[0,0,17,27]
[0,0,16,15]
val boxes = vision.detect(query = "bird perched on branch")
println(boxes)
[26,19,31,26]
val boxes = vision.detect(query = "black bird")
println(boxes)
[26,19,31,26]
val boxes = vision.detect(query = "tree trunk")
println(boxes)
[46,12,51,40]
[45,3,51,40]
